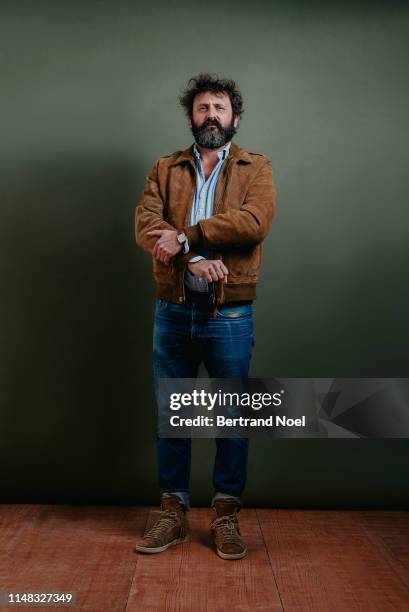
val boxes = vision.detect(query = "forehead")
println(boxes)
[193,91,231,107]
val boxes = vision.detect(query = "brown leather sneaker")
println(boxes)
[135,494,188,554]
[210,498,247,560]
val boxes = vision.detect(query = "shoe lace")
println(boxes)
[145,511,179,539]
[212,514,240,543]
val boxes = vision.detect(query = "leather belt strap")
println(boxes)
[185,287,213,305]
[185,287,252,308]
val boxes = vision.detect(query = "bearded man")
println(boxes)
[134,73,276,559]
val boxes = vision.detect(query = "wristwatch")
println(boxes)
[177,232,189,254]
[177,232,188,246]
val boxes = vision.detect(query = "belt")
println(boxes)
[185,287,253,307]
[185,287,213,305]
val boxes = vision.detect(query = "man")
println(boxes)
[134,73,276,559]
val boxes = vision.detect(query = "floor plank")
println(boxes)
[358,511,409,590]
[257,509,409,611]
[0,504,149,611]
[127,507,282,611]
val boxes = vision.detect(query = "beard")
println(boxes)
[190,117,237,149]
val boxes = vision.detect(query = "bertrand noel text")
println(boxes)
[169,415,306,427]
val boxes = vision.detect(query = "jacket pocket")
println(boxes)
[246,243,262,276]
[153,258,179,284]
[224,244,262,280]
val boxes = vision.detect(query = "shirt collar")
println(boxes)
[193,141,231,163]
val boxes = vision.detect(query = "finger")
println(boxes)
[208,266,219,282]
[214,260,228,275]
[214,260,228,276]
[206,265,215,281]
[215,265,225,280]
[147,230,164,237]
[200,268,212,283]
[162,248,172,263]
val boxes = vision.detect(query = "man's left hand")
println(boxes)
[147,229,182,265]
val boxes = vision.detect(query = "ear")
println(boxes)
[188,116,192,128]
[233,116,239,128]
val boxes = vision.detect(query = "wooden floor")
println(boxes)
[0,505,408,611]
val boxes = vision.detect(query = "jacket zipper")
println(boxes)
[212,158,234,314]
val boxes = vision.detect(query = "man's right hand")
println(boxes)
[187,259,228,283]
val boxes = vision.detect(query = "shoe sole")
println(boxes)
[135,535,188,554]
[216,547,247,560]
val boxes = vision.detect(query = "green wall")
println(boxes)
[1,1,408,507]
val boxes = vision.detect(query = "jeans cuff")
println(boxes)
[162,491,190,511]
[211,491,241,507]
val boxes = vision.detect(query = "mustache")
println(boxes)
[200,119,223,130]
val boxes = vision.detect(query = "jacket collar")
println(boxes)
[170,140,253,166]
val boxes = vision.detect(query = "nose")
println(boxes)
[206,113,218,125]
[206,106,218,121]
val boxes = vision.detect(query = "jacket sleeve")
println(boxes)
[183,158,276,250]
[134,159,179,254]
[135,159,203,266]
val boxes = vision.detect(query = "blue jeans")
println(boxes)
[153,299,254,510]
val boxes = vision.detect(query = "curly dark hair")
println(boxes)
[179,73,244,119]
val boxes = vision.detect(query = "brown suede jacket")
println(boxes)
[135,140,276,306]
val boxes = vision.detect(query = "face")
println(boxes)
[189,91,239,149]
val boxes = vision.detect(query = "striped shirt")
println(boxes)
[184,141,231,292]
